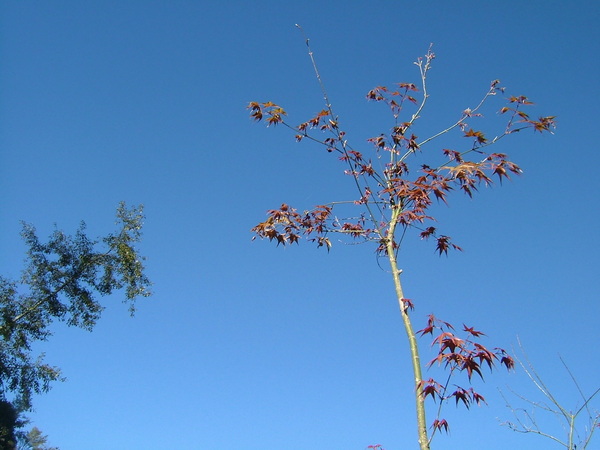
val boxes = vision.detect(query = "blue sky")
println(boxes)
[1,1,598,449]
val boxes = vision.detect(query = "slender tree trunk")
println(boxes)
[386,210,430,450]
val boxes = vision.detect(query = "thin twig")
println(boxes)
[295,24,384,238]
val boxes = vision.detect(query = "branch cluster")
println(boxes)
[501,345,600,449]
[248,51,555,256]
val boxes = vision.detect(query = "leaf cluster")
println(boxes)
[417,315,514,435]
[249,50,555,256]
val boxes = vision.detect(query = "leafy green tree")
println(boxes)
[0,202,151,437]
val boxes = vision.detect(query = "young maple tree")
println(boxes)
[249,31,555,450]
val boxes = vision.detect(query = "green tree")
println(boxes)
[0,202,151,438]
[19,426,59,450]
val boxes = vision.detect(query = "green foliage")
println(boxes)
[0,202,151,413]
[20,427,59,450]
[0,399,21,449]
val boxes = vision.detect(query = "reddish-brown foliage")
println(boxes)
[249,45,552,447]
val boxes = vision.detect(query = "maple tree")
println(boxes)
[249,30,555,450]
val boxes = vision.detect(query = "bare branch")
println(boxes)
[500,340,599,449]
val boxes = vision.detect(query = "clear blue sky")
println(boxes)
[1,1,598,449]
